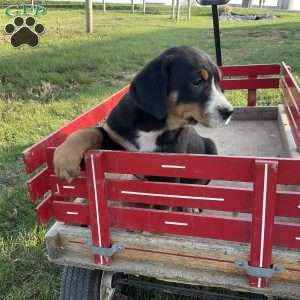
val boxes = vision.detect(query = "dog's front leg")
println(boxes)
[53,128,103,182]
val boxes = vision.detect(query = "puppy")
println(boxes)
[54,46,233,184]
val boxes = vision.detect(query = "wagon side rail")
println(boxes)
[280,62,300,151]
[33,149,300,289]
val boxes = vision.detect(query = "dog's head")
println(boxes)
[129,46,233,129]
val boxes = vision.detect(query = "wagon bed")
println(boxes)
[23,63,300,299]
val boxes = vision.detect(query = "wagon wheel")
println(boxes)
[60,266,117,300]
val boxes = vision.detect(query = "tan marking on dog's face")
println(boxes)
[200,69,209,81]
[166,90,207,130]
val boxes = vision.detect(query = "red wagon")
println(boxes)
[23,62,300,299]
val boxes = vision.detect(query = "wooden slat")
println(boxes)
[36,194,53,224]
[220,78,279,91]
[249,161,278,288]
[27,167,49,202]
[107,179,252,213]
[276,191,300,218]
[99,151,300,185]
[274,222,300,249]
[221,64,281,77]
[23,86,128,174]
[109,206,251,243]
[281,62,300,151]
[85,152,111,265]
[52,201,89,224]
[50,175,87,198]
[282,62,300,104]
[102,151,254,182]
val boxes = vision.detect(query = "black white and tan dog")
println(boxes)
[53,46,233,186]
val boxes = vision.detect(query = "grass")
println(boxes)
[0,5,299,300]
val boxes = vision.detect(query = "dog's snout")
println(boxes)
[218,107,234,121]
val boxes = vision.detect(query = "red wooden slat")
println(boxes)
[46,147,55,175]
[49,175,87,198]
[282,93,300,151]
[98,151,300,185]
[85,153,111,265]
[106,179,252,213]
[27,167,49,202]
[36,194,53,224]
[274,222,300,249]
[109,206,251,243]
[52,201,89,224]
[101,151,254,182]
[220,78,279,91]
[281,63,300,151]
[221,64,281,77]
[282,62,300,104]
[23,86,128,174]
[249,161,277,288]
[276,191,300,218]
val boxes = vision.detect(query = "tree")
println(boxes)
[171,0,176,19]
[242,0,252,8]
[143,0,146,14]
[103,0,106,12]
[187,0,192,20]
[176,0,180,21]
[131,0,134,14]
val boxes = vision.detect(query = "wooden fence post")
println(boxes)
[85,0,93,33]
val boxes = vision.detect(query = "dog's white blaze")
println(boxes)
[296,237,300,241]
[207,77,233,127]
[137,129,164,151]
[298,205,300,208]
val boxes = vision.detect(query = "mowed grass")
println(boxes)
[0,6,299,300]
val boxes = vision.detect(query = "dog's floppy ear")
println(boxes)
[129,54,172,119]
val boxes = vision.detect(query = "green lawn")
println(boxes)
[0,6,299,300]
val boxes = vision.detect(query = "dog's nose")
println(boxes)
[218,107,234,120]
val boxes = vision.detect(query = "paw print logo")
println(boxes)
[4,16,45,48]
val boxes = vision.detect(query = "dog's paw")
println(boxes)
[53,144,83,182]
[4,16,44,48]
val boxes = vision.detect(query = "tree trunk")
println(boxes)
[143,0,146,14]
[242,0,252,8]
[171,0,175,19]
[85,0,93,33]
[103,0,106,12]
[259,0,263,8]
[131,0,134,14]
[176,0,180,21]
[278,0,291,9]
[187,0,192,20]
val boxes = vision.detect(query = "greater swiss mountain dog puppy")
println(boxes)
[53,46,233,184]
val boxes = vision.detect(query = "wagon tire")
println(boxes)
[60,266,116,300]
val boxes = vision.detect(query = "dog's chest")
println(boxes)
[136,130,165,152]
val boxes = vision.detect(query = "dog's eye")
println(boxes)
[192,79,202,86]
